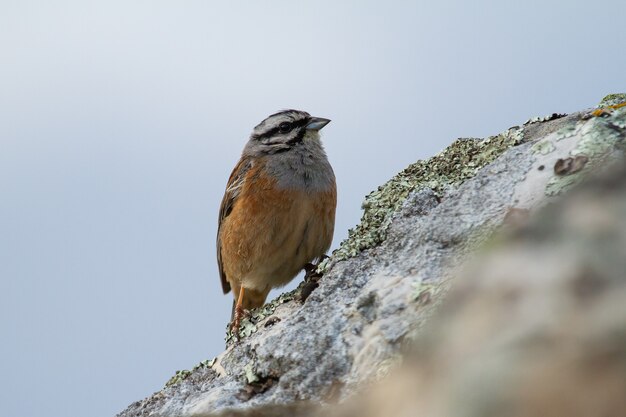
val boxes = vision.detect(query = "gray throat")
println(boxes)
[264,139,335,192]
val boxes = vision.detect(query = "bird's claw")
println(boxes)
[230,305,248,340]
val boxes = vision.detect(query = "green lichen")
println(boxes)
[244,361,259,384]
[610,107,626,129]
[545,106,626,196]
[330,126,526,262]
[165,370,191,387]
[165,358,216,387]
[575,110,626,158]
[531,139,556,155]
[411,280,441,304]
[598,93,626,108]
[316,256,332,274]
[554,123,581,141]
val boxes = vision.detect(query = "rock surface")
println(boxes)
[118,95,626,417]
[314,161,626,417]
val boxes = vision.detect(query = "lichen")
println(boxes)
[531,139,556,155]
[545,105,626,196]
[554,123,581,141]
[165,370,191,387]
[611,108,626,130]
[574,111,626,159]
[165,358,216,387]
[411,280,441,305]
[244,361,260,384]
[524,113,567,126]
[597,93,626,108]
[329,126,526,263]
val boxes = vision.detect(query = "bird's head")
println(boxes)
[244,109,331,156]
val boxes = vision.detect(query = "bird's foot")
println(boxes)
[230,305,249,340]
[303,263,318,279]
[303,255,329,281]
[300,256,329,303]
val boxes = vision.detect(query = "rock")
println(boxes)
[326,158,626,417]
[117,95,626,417]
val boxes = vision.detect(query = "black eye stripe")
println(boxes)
[286,127,307,145]
[253,127,280,141]
[253,117,310,141]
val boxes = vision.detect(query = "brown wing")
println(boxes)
[217,157,252,294]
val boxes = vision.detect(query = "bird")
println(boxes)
[217,109,336,334]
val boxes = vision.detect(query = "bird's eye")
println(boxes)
[279,122,292,133]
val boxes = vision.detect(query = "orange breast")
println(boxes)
[219,160,336,293]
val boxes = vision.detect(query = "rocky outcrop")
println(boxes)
[327,167,626,417]
[118,94,626,417]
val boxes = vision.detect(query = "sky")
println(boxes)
[0,1,624,416]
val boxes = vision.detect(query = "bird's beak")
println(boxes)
[306,117,331,131]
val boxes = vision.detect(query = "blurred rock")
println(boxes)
[329,164,626,417]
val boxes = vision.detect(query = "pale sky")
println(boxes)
[1,1,624,416]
